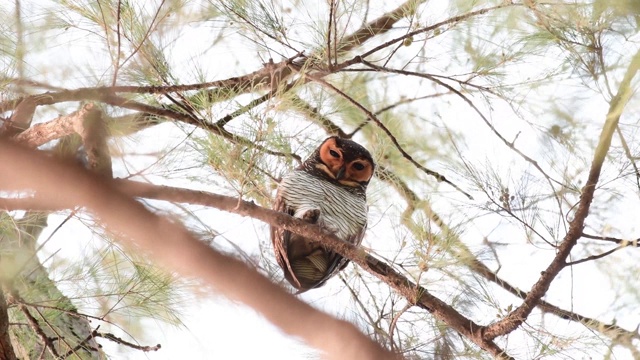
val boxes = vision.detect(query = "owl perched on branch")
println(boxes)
[271,136,375,292]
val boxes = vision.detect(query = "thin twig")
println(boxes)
[615,125,640,191]
[565,246,626,266]
[581,232,640,247]
[94,330,160,352]
[327,0,335,69]
[388,303,411,353]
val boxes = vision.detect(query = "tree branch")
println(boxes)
[12,103,95,148]
[482,49,640,341]
[109,180,511,359]
[0,141,396,360]
[376,164,640,350]
[581,232,640,247]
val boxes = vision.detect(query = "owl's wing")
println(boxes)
[318,218,368,286]
[271,192,295,282]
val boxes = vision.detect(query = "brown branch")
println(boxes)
[565,246,627,266]
[376,166,640,348]
[111,180,510,359]
[482,49,640,341]
[615,125,640,191]
[12,103,95,148]
[306,104,640,351]
[0,174,510,358]
[3,89,300,163]
[94,330,160,352]
[117,182,509,357]
[0,54,303,114]
[0,141,396,360]
[0,288,17,360]
[581,232,640,247]
[464,250,640,344]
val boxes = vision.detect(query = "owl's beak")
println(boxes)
[335,166,346,180]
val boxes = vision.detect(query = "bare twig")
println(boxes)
[214,81,296,128]
[288,95,349,138]
[12,104,95,148]
[581,232,640,247]
[565,246,627,266]
[348,92,451,138]
[0,288,17,360]
[94,330,160,352]
[327,0,336,69]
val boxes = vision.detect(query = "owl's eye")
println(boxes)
[329,149,340,158]
[352,162,365,171]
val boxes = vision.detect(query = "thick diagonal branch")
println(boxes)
[0,145,512,359]
[0,141,395,360]
[109,181,512,359]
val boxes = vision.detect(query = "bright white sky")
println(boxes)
[8,0,640,359]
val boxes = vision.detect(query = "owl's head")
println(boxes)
[304,136,375,190]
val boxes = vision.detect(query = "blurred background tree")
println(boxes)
[1,0,639,358]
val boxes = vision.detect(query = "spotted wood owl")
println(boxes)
[271,136,375,292]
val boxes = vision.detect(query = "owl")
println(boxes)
[271,136,375,292]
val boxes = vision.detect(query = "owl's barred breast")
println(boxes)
[279,170,367,243]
